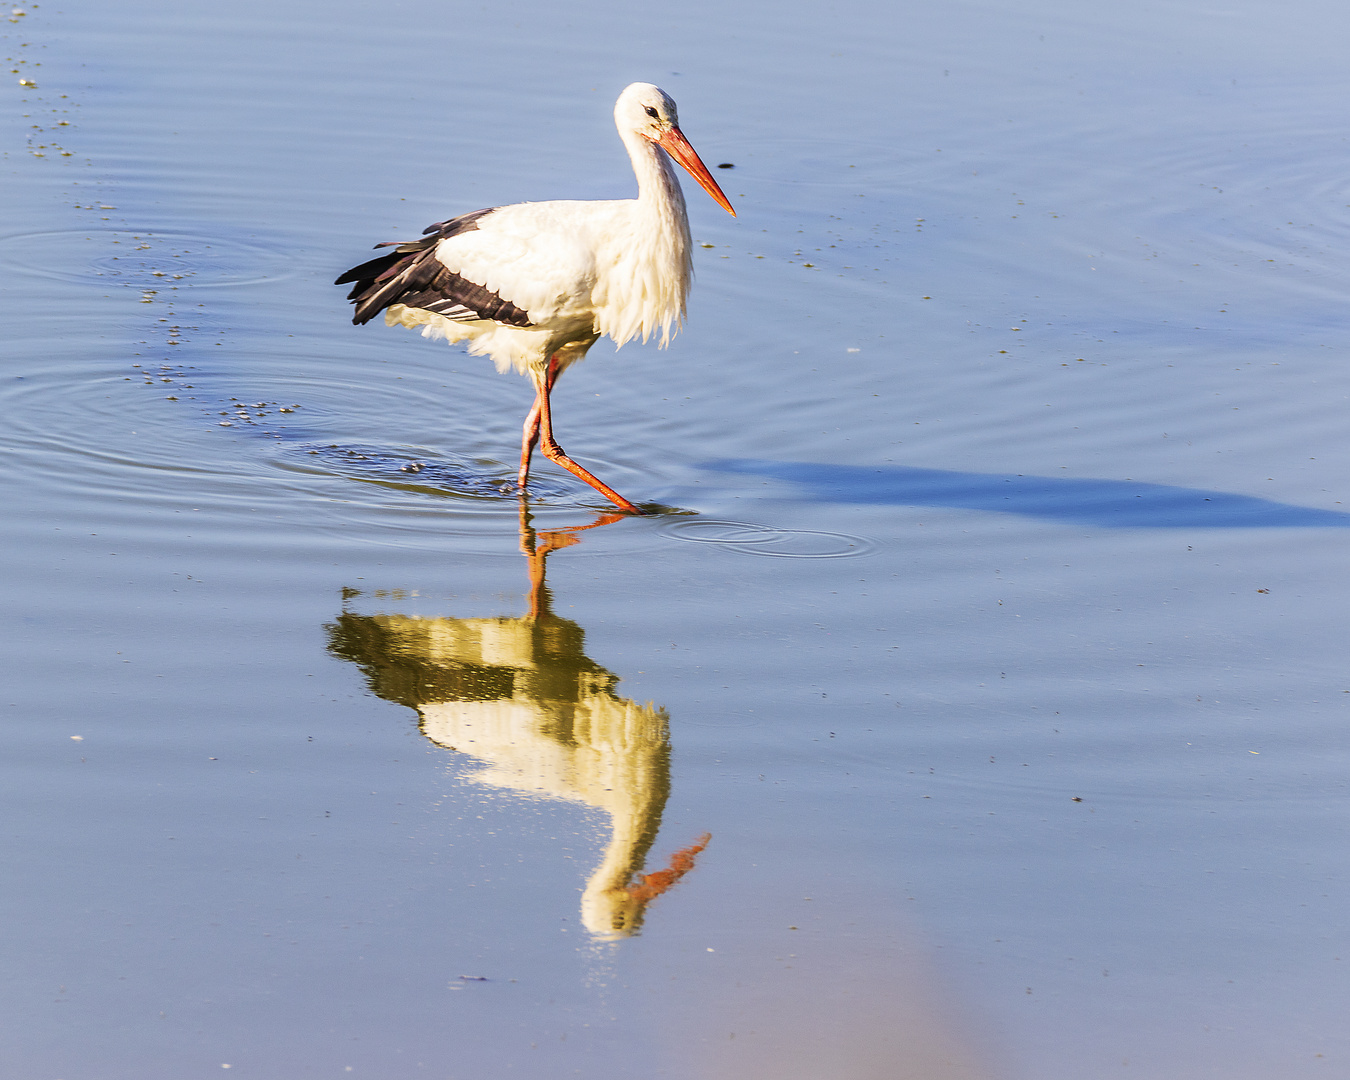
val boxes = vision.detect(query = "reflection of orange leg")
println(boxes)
[536,511,627,553]
[623,833,712,905]
[518,356,560,488]
[519,498,629,619]
[534,362,645,515]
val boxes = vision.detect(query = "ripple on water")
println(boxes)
[0,350,683,548]
[278,442,567,502]
[0,364,624,546]
[0,229,293,288]
[659,518,877,559]
[993,101,1350,317]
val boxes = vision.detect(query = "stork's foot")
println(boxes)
[539,438,646,515]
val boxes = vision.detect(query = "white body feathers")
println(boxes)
[386,85,696,377]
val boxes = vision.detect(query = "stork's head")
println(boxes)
[616,82,736,217]
[616,82,681,139]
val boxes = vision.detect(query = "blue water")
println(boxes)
[3,1,1350,1077]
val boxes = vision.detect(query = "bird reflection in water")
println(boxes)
[325,503,709,940]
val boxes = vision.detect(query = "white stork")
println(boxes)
[336,82,736,514]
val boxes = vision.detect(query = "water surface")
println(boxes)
[4,1,1350,1077]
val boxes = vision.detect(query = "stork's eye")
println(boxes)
[644,106,660,119]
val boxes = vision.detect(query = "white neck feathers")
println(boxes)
[595,128,694,349]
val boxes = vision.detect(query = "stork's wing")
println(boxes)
[336,208,535,328]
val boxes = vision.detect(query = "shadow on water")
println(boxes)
[324,502,709,941]
[713,459,1350,529]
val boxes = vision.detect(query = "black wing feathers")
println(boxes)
[335,208,534,329]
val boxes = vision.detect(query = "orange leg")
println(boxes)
[518,356,559,487]
[518,398,541,486]
[528,358,646,515]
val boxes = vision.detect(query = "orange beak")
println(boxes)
[658,127,737,217]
